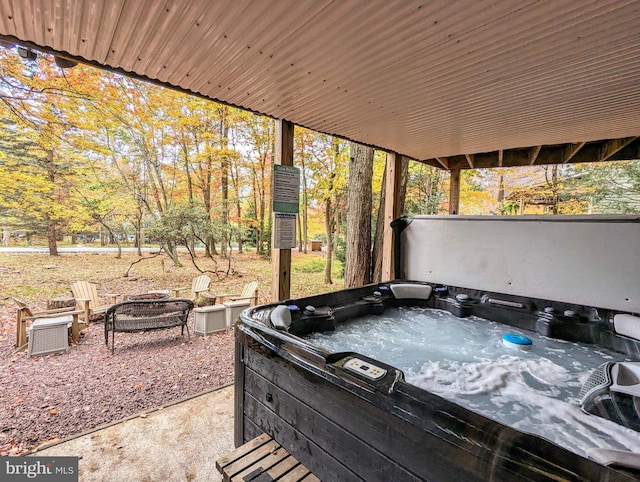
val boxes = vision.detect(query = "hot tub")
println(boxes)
[234,216,640,481]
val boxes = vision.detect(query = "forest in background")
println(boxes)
[1,45,639,273]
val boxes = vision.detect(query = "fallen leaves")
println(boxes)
[0,300,236,456]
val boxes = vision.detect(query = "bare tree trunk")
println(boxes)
[324,199,333,285]
[136,197,144,256]
[372,172,387,283]
[344,143,374,288]
[236,199,243,254]
[251,173,261,252]
[164,242,181,266]
[551,164,559,214]
[220,110,230,257]
[300,145,309,254]
[45,150,59,256]
[231,157,244,254]
[46,214,58,256]
[255,155,269,254]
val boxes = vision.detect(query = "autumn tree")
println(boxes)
[0,119,49,241]
[307,135,348,284]
[404,163,447,215]
[104,80,194,265]
[294,127,316,253]
[237,114,274,254]
[458,170,499,215]
[0,48,99,255]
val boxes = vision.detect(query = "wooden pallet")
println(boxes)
[216,433,321,482]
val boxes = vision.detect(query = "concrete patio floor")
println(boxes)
[30,384,235,481]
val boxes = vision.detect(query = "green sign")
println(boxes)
[273,164,300,214]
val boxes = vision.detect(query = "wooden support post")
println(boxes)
[381,152,402,281]
[70,313,80,343]
[271,119,295,302]
[16,310,27,348]
[449,168,461,215]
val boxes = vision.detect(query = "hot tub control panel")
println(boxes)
[344,357,387,380]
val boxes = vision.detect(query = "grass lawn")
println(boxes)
[0,248,344,333]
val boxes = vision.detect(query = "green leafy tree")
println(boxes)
[575,161,640,214]
[307,135,348,284]
[237,114,274,254]
[404,163,447,215]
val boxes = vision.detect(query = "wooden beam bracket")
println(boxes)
[598,137,637,162]
[529,145,542,165]
[562,142,585,164]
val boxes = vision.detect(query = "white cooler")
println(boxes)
[224,300,251,328]
[194,304,226,335]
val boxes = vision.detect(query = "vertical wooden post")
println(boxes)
[16,310,27,348]
[271,119,294,301]
[381,152,402,281]
[449,168,461,215]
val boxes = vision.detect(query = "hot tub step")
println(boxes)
[216,433,321,482]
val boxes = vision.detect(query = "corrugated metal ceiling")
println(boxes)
[0,0,639,163]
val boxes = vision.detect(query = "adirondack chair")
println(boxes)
[70,280,121,325]
[170,274,211,303]
[211,280,259,305]
[12,297,84,349]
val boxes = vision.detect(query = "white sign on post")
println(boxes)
[274,213,297,249]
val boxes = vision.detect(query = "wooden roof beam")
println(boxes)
[435,157,449,169]
[465,154,474,168]
[562,142,585,163]
[529,145,542,165]
[598,137,638,162]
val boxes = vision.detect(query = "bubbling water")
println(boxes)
[304,306,640,457]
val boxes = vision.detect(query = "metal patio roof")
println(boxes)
[1,0,639,169]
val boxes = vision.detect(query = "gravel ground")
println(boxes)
[0,316,235,456]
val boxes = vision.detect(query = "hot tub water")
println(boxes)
[304,306,640,458]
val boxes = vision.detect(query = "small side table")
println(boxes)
[47,297,76,310]
[197,291,217,307]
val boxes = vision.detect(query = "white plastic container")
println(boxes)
[224,300,251,328]
[194,304,226,335]
[28,316,72,357]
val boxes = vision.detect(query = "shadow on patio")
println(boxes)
[31,384,234,482]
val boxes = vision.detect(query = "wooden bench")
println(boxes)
[104,299,193,354]
[216,433,320,482]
